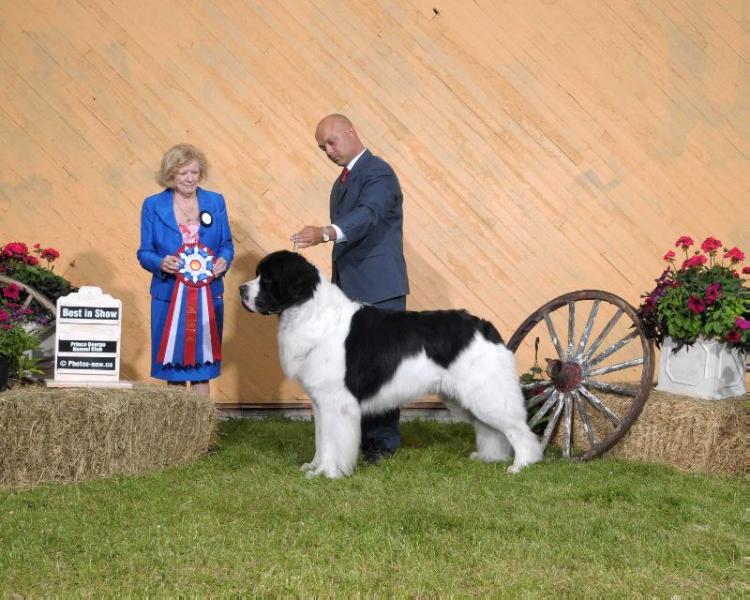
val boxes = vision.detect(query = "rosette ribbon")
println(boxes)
[157,243,222,366]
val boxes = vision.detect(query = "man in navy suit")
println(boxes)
[291,114,409,464]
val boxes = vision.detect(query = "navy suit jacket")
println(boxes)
[137,187,234,301]
[330,149,409,304]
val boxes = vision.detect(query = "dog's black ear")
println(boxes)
[257,250,319,312]
[278,253,319,307]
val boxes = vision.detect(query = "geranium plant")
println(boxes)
[638,235,750,352]
[0,241,75,327]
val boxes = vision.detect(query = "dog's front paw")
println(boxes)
[300,460,318,472]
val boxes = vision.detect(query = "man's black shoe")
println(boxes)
[364,447,394,465]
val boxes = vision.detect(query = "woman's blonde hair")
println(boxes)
[156,143,209,188]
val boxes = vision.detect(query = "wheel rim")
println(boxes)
[508,290,655,461]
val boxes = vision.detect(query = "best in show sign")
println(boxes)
[48,286,132,388]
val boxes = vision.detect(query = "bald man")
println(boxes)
[291,114,409,464]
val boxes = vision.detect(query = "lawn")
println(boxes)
[0,418,743,596]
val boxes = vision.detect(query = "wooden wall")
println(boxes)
[1,1,747,403]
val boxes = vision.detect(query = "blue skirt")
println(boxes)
[150,296,224,382]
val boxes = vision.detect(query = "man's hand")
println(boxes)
[291,226,329,250]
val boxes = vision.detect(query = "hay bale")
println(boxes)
[0,385,217,489]
[552,388,745,475]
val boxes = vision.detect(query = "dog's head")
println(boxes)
[240,250,320,315]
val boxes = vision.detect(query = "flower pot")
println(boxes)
[656,336,746,400]
[0,354,10,392]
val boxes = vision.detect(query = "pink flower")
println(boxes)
[736,317,750,331]
[700,237,722,254]
[725,329,741,344]
[704,283,723,304]
[675,236,694,250]
[25,255,38,266]
[0,308,9,322]
[682,254,707,269]
[33,243,41,249]
[663,250,676,262]
[723,247,745,263]
[687,295,706,314]
[2,283,20,301]
[743,266,750,275]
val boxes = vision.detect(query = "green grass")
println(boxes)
[0,419,744,596]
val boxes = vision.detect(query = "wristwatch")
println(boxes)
[321,227,330,243]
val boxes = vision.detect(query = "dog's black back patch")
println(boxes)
[344,306,504,401]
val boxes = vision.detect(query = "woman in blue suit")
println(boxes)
[137,144,234,397]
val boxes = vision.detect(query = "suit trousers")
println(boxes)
[360,295,406,454]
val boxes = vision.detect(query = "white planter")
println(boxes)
[656,335,747,400]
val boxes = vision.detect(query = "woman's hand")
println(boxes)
[213,257,228,277]
[160,254,179,274]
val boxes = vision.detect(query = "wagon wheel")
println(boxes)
[507,290,655,461]
[0,274,56,319]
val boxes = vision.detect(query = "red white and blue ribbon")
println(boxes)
[157,243,222,366]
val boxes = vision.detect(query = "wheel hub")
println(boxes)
[545,359,583,392]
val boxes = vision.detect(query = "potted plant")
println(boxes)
[1,241,76,378]
[637,235,749,399]
[0,322,42,390]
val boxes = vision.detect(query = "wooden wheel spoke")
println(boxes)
[587,330,639,367]
[576,299,600,357]
[573,390,597,447]
[526,386,554,410]
[520,379,552,391]
[543,312,565,359]
[582,308,623,361]
[529,390,560,429]
[567,301,575,358]
[561,393,573,458]
[584,379,637,397]
[578,385,620,426]
[587,357,644,377]
[540,397,565,451]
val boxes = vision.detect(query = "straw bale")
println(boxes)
[0,385,217,489]
[551,388,745,475]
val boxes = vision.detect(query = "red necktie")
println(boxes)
[340,167,349,184]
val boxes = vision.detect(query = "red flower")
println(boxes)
[2,242,28,258]
[2,283,20,301]
[40,247,60,261]
[663,250,676,262]
[25,255,39,266]
[682,254,707,269]
[700,236,722,254]
[687,295,706,314]
[736,317,750,331]
[723,247,745,263]
[704,283,723,304]
[725,329,741,344]
[0,308,9,322]
[674,236,694,250]
[33,243,41,249]
[743,266,750,275]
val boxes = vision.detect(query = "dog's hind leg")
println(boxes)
[441,397,513,463]
[455,385,542,473]
[470,419,514,463]
[305,394,361,479]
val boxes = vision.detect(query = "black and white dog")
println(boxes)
[240,251,542,478]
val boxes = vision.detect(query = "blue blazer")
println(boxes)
[330,149,409,304]
[137,187,234,301]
